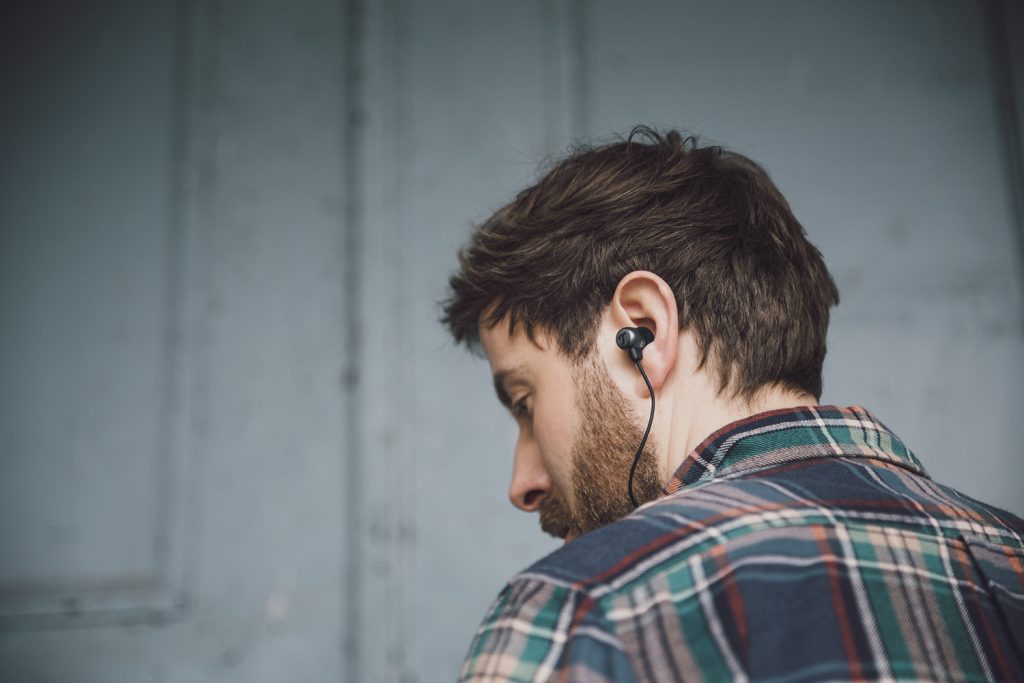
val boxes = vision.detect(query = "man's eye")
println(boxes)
[513,397,531,420]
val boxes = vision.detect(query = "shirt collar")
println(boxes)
[661,404,927,495]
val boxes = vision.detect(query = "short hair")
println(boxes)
[441,126,840,400]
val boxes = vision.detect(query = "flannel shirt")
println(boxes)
[459,405,1024,682]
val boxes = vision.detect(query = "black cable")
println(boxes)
[627,359,655,508]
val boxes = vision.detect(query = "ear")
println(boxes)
[606,271,679,396]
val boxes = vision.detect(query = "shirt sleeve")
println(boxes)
[458,576,637,682]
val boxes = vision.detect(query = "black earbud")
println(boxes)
[616,326,655,361]
[616,326,656,509]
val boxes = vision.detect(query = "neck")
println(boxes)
[658,378,817,485]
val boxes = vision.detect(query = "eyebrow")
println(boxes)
[492,365,528,412]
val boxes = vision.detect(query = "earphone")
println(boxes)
[615,326,654,361]
[616,326,656,508]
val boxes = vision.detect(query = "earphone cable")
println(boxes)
[627,359,655,508]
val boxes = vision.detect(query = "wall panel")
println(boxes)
[0,0,350,680]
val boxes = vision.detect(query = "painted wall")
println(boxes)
[1,1,1021,680]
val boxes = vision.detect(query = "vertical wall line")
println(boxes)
[542,0,591,156]
[179,0,222,617]
[152,0,192,605]
[570,0,591,140]
[391,0,413,677]
[342,0,367,680]
[984,0,1024,297]
[542,0,564,156]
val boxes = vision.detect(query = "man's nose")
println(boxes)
[508,433,551,512]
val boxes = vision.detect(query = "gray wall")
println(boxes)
[1,1,1021,681]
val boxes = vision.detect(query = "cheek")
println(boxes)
[530,392,577,485]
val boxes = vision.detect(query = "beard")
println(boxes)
[538,356,663,541]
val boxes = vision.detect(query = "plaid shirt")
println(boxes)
[459,405,1024,682]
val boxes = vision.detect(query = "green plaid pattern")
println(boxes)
[459,405,1024,682]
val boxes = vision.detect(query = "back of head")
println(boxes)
[442,126,840,400]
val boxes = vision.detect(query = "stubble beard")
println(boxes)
[538,356,663,541]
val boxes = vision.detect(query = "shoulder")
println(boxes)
[523,477,785,590]
[462,461,1024,681]
[458,498,715,682]
[458,566,635,681]
[458,485,784,682]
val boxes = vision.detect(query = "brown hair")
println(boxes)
[441,126,840,400]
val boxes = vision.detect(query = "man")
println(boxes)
[441,127,1024,682]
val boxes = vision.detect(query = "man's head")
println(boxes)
[442,126,839,540]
